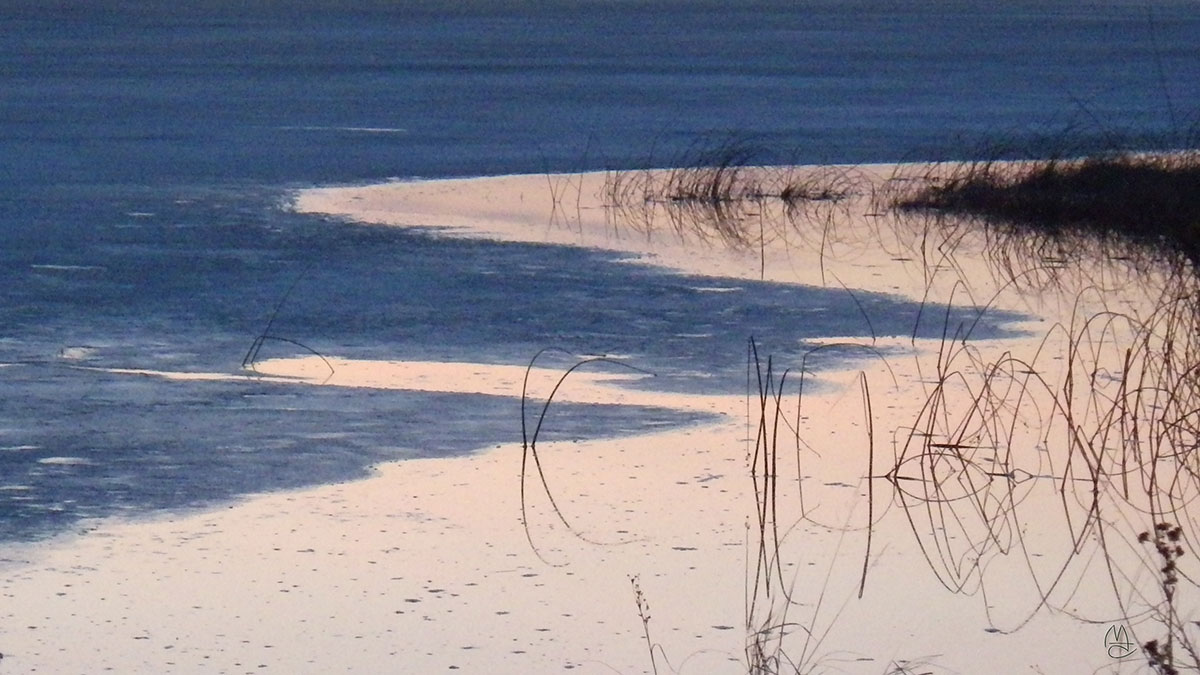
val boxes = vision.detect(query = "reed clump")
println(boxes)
[893,151,1200,265]
[602,138,865,252]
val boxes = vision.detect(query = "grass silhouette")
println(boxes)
[893,150,1200,265]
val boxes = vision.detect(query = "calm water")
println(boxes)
[1,0,1198,541]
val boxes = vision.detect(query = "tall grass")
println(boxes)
[602,138,865,263]
[891,150,1200,265]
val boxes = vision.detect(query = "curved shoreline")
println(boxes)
[1,165,1164,674]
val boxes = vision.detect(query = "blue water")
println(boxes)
[2,0,1198,541]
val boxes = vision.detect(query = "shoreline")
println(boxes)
[1,164,1173,673]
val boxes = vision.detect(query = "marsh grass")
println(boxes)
[543,136,1200,672]
[517,348,653,563]
[241,267,335,381]
[603,137,1200,291]
[743,338,894,674]
[892,150,1200,265]
[602,138,866,266]
[740,276,1200,672]
[874,229,1200,668]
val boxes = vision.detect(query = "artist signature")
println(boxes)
[1105,625,1137,659]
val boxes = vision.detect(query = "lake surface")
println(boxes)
[2,0,1199,541]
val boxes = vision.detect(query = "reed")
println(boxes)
[743,338,889,674]
[892,150,1200,265]
[601,137,866,258]
[877,227,1200,669]
[535,134,1200,673]
[241,266,335,380]
[517,348,653,562]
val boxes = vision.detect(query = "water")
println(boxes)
[2,0,1198,541]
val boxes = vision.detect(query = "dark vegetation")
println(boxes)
[601,134,1200,275]
[893,150,1200,266]
[599,137,866,281]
